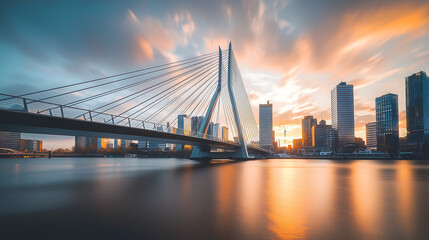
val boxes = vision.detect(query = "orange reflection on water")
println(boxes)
[236,162,264,236]
[266,160,308,239]
[396,161,414,235]
[350,161,381,238]
[215,164,235,234]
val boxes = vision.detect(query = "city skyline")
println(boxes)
[1,0,429,148]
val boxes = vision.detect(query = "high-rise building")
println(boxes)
[0,131,21,150]
[191,116,204,136]
[75,136,98,150]
[213,123,221,139]
[405,71,429,147]
[302,116,317,147]
[222,126,229,141]
[177,114,192,150]
[331,82,355,151]
[366,122,377,149]
[259,101,273,150]
[312,120,335,151]
[376,93,399,153]
[178,115,191,135]
[293,138,302,148]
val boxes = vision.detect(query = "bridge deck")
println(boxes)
[0,109,270,154]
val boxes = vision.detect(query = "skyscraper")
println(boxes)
[302,116,317,147]
[312,120,335,152]
[0,131,21,150]
[222,126,229,141]
[331,82,355,151]
[178,114,191,135]
[366,122,377,149]
[259,101,273,150]
[191,116,204,136]
[376,93,399,153]
[75,136,98,150]
[405,71,429,147]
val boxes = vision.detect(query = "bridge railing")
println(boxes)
[0,93,231,144]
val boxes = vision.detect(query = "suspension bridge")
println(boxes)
[0,43,271,159]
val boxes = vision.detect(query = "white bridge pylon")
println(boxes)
[191,43,251,160]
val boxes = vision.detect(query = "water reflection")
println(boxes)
[0,158,428,239]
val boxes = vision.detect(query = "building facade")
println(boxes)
[376,93,399,153]
[302,116,317,147]
[331,82,355,151]
[20,139,42,152]
[259,101,273,150]
[0,131,21,151]
[191,116,204,136]
[75,136,98,151]
[178,114,191,135]
[406,71,429,148]
[366,122,377,149]
[222,126,229,141]
[312,120,335,152]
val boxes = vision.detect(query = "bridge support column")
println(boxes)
[191,43,250,160]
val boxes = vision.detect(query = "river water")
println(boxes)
[0,158,428,239]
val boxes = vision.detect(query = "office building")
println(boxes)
[293,139,302,148]
[20,139,42,152]
[0,131,21,150]
[302,116,317,147]
[213,123,221,139]
[75,136,98,150]
[191,116,204,136]
[222,126,229,141]
[331,82,355,151]
[366,122,377,149]
[177,115,191,150]
[312,120,335,151]
[376,93,399,153]
[259,101,273,150]
[405,71,429,147]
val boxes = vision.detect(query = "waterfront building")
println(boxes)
[213,123,221,139]
[312,120,335,152]
[331,82,355,151]
[259,101,273,150]
[20,139,42,152]
[376,93,399,153]
[222,126,229,141]
[177,114,192,150]
[405,71,429,148]
[75,136,98,151]
[178,115,191,135]
[191,116,204,136]
[302,116,317,147]
[0,131,21,150]
[366,122,377,149]
[292,138,303,154]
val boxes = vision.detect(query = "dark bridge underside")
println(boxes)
[0,109,269,154]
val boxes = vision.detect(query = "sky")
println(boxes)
[1,0,429,149]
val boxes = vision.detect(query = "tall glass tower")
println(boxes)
[406,71,429,148]
[331,82,355,151]
[259,101,273,150]
[376,93,399,153]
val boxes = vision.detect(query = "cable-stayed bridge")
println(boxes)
[0,43,271,159]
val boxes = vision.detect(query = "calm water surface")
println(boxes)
[0,158,428,239]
